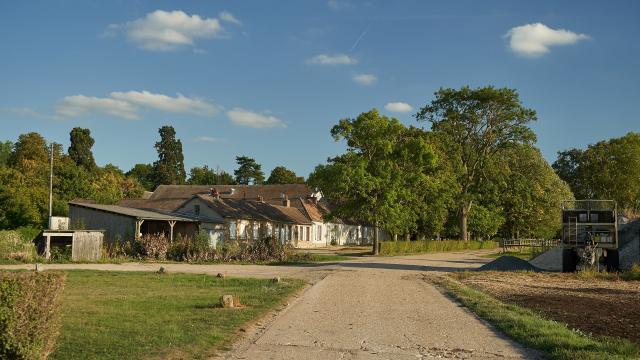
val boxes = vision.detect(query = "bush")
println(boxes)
[0,230,38,262]
[379,239,498,256]
[167,233,216,262]
[0,271,66,359]
[138,233,169,260]
[216,236,288,262]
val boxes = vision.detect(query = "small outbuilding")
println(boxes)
[68,201,223,244]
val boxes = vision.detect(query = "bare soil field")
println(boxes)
[455,271,640,344]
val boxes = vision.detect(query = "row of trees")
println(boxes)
[553,132,640,216]
[0,126,305,229]
[308,86,574,250]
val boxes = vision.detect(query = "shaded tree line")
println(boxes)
[308,86,574,250]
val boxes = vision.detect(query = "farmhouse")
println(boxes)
[118,184,389,247]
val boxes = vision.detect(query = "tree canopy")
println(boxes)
[68,127,96,171]
[187,165,235,185]
[266,166,304,184]
[152,126,186,187]
[126,163,155,191]
[308,109,438,253]
[553,132,640,215]
[415,86,537,241]
[234,156,264,185]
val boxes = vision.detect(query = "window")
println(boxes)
[194,205,200,216]
[590,213,599,223]
[253,222,260,239]
[317,225,322,242]
[229,221,237,239]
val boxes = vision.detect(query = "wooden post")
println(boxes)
[135,219,145,240]
[168,220,176,242]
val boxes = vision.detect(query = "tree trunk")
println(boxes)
[393,234,398,242]
[372,225,380,255]
[460,201,470,242]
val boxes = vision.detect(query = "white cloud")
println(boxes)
[219,11,241,25]
[306,53,357,65]
[0,107,54,119]
[384,102,413,113]
[504,23,589,57]
[56,95,140,120]
[327,0,351,10]
[111,10,226,51]
[110,91,220,116]
[54,91,220,120]
[227,108,286,128]
[352,73,377,86]
[194,136,223,142]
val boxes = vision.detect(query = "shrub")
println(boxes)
[138,233,169,260]
[0,230,37,262]
[379,239,498,256]
[621,263,640,281]
[168,233,217,262]
[0,271,66,359]
[216,236,288,262]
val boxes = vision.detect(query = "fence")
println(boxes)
[500,238,560,253]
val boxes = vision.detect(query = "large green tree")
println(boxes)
[68,127,96,171]
[416,86,537,241]
[187,165,236,185]
[0,141,12,167]
[152,126,186,186]
[553,132,640,214]
[266,166,304,184]
[234,156,264,185]
[126,163,155,191]
[308,109,437,254]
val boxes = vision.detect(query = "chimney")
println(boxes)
[282,195,290,207]
[210,188,220,199]
[257,195,264,202]
[230,188,236,195]
[310,194,318,204]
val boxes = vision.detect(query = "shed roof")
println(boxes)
[69,201,204,222]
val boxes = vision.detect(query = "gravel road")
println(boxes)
[0,250,541,359]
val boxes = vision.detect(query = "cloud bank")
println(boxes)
[306,53,357,65]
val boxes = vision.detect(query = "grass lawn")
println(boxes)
[50,271,305,360]
[271,253,352,265]
[433,274,640,360]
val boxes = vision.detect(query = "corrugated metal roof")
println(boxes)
[69,202,204,222]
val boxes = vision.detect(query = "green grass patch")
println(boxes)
[50,271,305,360]
[379,240,498,256]
[434,275,640,360]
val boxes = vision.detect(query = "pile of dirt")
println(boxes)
[478,256,540,272]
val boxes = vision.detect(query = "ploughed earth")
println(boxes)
[456,272,640,344]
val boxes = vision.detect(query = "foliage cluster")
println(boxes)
[0,129,144,229]
[553,132,640,216]
[0,230,38,262]
[379,239,498,256]
[309,86,574,244]
[0,271,67,360]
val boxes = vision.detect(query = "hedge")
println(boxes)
[0,271,66,360]
[0,229,39,262]
[379,239,498,256]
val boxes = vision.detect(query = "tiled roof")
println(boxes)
[149,184,313,202]
[196,195,313,225]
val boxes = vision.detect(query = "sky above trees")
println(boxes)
[1,0,638,177]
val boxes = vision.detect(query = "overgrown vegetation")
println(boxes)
[574,263,640,282]
[0,229,39,263]
[379,240,497,256]
[435,275,640,360]
[51,271,304,360]
[0,271,67,360]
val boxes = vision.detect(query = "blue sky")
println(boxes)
[1,0,639,178]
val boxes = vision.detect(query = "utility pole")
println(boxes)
[48,143,53,229]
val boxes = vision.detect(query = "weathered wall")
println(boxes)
[72,231,103,261]
[69,205,136,243]
[619,220,640,269]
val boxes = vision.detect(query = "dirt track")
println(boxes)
[0,251,541,359]
[458,272,640,345]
